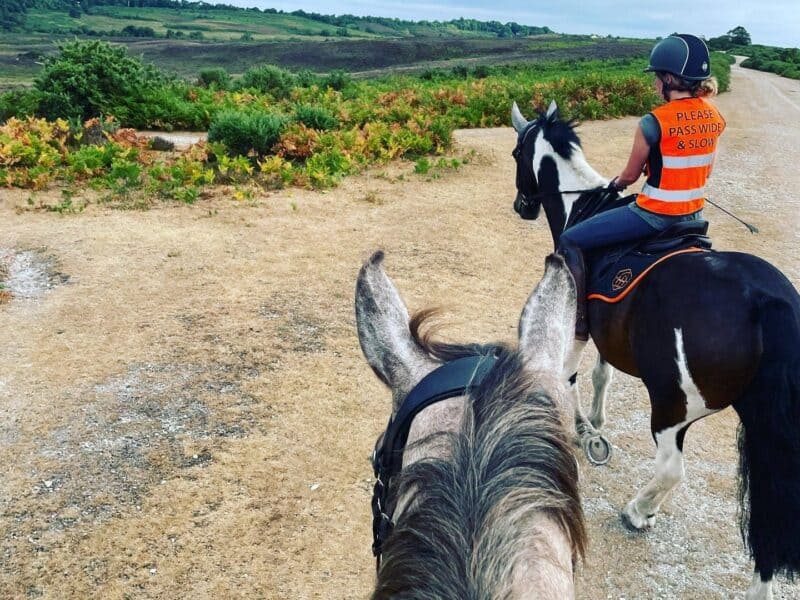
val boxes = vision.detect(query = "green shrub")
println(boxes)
[782,67,800,80]
[321,70,352,91]
[120,25,156,38]
[303,147,354,187]
[711,53,731,93]
[293,104,338,131]
[0,89,40,121]
[472,65,492,79]
[131,84,213,130]
[208,110,289,157]
[238,65,295,98]
[296,69,320,87]
[66,143,124,177]
[198,68,231,90]
[738,45,800,80]
[450,65,469,79]
[34,40,164,124]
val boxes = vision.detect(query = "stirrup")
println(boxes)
[581,433,612,465]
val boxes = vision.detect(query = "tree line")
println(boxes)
[2,0,552,38]
[1,0,31,31]
[289,10,551,37]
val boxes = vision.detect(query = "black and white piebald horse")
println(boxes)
[356,251,587,598]
[511,100,800,599]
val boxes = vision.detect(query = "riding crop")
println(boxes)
[706,197,759,234]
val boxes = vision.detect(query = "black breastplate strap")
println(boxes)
[371,354,498,565]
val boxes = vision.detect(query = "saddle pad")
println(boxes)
[587,246,709,303]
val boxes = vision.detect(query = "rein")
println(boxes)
[371,354,498,570]
[528,186,612,199]
[515,184,621,224]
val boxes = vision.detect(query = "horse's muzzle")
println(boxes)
[514,192,541,220]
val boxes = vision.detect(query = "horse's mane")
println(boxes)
[373,310,586,599]
[536,111,582,160]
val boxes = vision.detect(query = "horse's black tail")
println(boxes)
[733,297,800,582]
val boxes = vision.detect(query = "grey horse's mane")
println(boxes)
[373,309,586,599]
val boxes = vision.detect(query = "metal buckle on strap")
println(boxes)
[372,471,394,561]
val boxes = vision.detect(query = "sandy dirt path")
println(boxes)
[1,61,799,599]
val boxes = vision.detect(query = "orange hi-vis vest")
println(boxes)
[636,97,726,215]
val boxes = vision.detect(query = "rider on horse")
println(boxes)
[558,34,726,340]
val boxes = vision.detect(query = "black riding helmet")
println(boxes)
[645,34,711,81]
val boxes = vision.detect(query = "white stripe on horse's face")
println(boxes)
[532,131,585,222]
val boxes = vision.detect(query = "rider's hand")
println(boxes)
[609,177,627,191]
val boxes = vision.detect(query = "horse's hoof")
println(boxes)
[581,433,612,465]
[621,502,656,531]
[620,510,644,532]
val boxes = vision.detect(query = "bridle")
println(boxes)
[370,354,498,570]
[512,119,608,214]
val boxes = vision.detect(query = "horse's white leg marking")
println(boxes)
[623,328,718,529]
[745,571,774,600]
[588,357,613,430]
[623,421,686,529]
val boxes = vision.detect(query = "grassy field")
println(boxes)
[15,4,545,42]
[0,35,651,88]
[23,7,387,41]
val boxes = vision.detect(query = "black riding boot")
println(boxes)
[557,243,589,342]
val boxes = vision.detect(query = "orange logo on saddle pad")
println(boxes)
[611,268,633,291]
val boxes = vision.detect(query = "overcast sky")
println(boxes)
[222,0,798,48]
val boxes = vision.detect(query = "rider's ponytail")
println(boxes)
[692,77,718,98]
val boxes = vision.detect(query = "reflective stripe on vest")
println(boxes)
[641,183,707,202]
[661,152,716,168]
[636,97,725,216]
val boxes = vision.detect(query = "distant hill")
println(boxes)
[3,0,552,40]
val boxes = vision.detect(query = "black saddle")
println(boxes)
[637,219,711,253]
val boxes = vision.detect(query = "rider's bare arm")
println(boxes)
[614,125,651,189]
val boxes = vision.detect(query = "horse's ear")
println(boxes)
[355,251,437,402]
[518,254,576,375]
[546,100,558,119]
[511,101,529,133]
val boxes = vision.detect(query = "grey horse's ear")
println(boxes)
[546,100,558,118]
[511,101,529,133]
[518,254,576,375]
[355,251,437,403]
